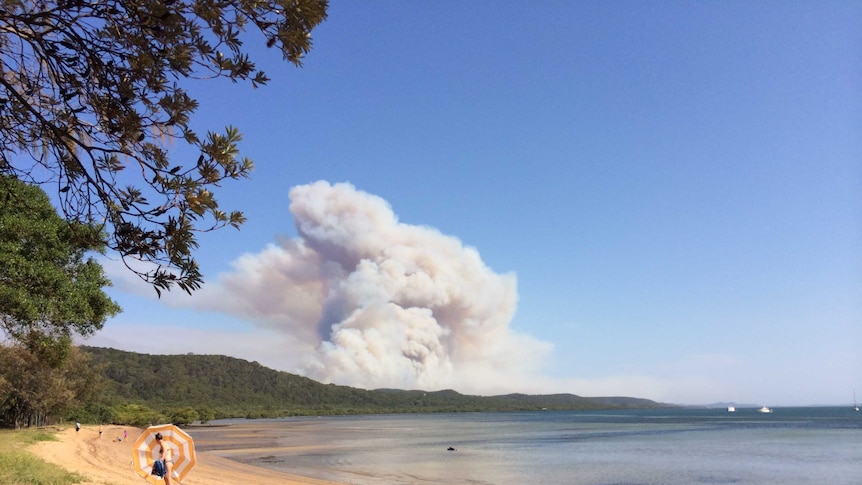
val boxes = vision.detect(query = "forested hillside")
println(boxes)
[81,347,668,420]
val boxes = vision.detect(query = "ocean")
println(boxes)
[193,407,862,484]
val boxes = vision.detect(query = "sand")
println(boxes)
[28,425,342,485]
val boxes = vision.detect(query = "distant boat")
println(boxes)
[854,391,859,412]
[758,406,772,413]
[727,406,736,412]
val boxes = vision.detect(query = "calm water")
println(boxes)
[193,407,862,484]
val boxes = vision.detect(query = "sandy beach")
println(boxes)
[28,425,342,485]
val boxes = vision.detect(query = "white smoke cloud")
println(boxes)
[183,181,553,392]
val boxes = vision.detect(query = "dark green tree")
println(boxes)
[0,343,103,428]
[110,403,165,427]
[167,406,199,426]
[0,0,328,294]
[0,176,120,356]
[196,405,215,424]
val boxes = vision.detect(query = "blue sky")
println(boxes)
[86,1,861,406]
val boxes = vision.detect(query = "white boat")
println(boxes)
[727,406,736,412]
[854,391,859,412]
[758,406,772,413]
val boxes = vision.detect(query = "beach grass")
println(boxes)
[0,429,84,484]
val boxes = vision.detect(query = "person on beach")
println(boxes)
[75,422,80,433]
[155,432,174,485]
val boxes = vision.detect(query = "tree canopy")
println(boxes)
[0,0,329,294]
[0,176,120,359]
[82,346,669,421]
[0,343,102,428]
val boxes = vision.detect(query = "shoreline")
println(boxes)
[27,425,343,485]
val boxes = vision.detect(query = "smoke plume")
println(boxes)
[200,181,552,392]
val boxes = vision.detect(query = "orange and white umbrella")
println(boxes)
[131,424,196,484]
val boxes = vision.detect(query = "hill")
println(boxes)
[81,346,670,418]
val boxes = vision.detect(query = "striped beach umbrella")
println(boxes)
[131,424,196,484]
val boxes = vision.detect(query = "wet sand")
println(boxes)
[28,425,342,485]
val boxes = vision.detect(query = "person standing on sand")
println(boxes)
[75,422,80,433]
[155,432,174,485]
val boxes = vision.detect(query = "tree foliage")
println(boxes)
[0,176,120,355]
[0,0,328,294]
[109,403,165,427]
[83,347,669,419]
[166,406,199,426]
[3,343,671,428]
[0,344,103,428]
[196,405,215,424]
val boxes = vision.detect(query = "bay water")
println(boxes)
[193,407,862,484]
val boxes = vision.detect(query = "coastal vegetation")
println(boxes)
[0,178,119,429]
[0,177,120,353]
[0,341,667,429]
[79,346,667,424]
